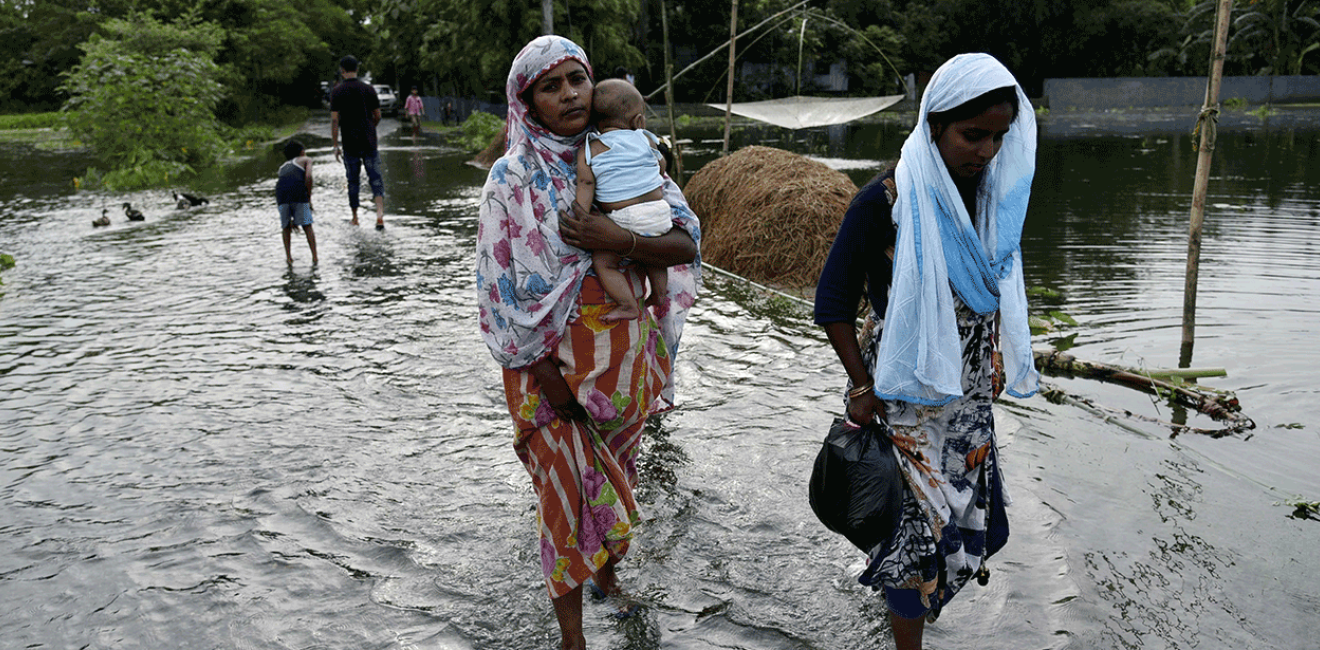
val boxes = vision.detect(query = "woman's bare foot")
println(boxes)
[590,562,642,618]
[594,561,622,597]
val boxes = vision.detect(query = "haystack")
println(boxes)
[684,146,858,288]
[467,126,507,170]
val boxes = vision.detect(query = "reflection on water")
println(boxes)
[1,115,1318,650]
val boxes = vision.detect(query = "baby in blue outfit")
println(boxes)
[574,79,671,322]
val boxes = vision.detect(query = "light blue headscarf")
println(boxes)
[872,53,1039,405]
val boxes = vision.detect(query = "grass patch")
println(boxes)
[0,112,61,130]
[226,106,313,153]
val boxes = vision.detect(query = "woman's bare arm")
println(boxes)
[822,321,886,424]
[558,201,695,267]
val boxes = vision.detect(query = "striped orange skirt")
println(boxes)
[503,271,671,599]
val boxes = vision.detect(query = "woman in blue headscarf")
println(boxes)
[813,53,1039,650]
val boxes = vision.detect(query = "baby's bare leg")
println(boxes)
[593,250,641,321]
[644,265,669,308]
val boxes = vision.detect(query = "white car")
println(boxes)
[374,85,398,116]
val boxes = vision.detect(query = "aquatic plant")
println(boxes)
[0,252,14,286]
[1279,497,1320,521]
[1027,285,1076,340]
[1248,104,1278,119]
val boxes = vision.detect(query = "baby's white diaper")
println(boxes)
[607,200,672,237]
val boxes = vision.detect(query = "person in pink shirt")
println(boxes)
[404,87,424,135]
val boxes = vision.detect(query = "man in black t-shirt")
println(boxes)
[330,55,386,230]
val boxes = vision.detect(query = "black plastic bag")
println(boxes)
[809,418,904,553]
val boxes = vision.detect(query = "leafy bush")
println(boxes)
[60,14,227,190]
[0,113,62,130]
[460,110,504,152]
[1223,97,1248,110]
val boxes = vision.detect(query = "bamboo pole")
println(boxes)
[644,0,810,102]
[660,0,683,185]
[1182,0,1233,366]
[1034,350,1251,427]
[723,0,738,155]
[796,16,808,95]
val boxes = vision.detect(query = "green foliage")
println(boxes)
[205,0,370,122]
[0,112,62,129]
[460,110,504,153]
[0,252,14,286]
[1028,285,1077,338]
[1249,104,1279,119]
[370,0,643,99]
[1278,497,1320,520]
[838,23,907,97]
[60,14,226,190]
[1169,0,1320,76]
[1223,96,1248,109]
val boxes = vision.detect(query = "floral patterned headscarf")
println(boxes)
[476,35,701,403]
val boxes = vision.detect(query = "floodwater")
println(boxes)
[2,110,1317,650]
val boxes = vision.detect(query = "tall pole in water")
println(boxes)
[1181,0,1233,367]
[542,0,553,35]
[660,0,684,184]
[722,0,738,155]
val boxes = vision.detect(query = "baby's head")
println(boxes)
[592,79,646,131]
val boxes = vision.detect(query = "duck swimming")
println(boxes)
[92,209,111,227]
[123,202,145,221]
[174,191,209,209]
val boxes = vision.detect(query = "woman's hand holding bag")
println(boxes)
[847,391,886,426]
[808,418,904,554]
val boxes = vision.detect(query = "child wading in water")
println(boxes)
[276,140,318,265]
[575,78,671,321]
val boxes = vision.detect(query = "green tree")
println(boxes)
[368,0,643,101]
[1232,0,1320,75]
[196,0,372,122]
[61,13,227,189]
[0,0,137,112]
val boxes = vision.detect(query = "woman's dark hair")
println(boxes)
[927,85,1019,138]
[282,139,305,160]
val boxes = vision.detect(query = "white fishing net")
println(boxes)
[705,94,905,129]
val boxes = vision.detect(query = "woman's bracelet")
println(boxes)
[847,381,874,400]
[624,231,637,258]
